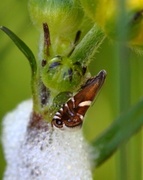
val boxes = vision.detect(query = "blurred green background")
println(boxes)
[0,1,143,180]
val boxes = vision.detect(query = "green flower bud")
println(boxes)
[41,55,86,92]
[28,0,84,43]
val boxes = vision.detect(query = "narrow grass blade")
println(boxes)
[91,98,143,167]
[0,26,37,75]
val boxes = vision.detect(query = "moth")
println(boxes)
[52,70,106,129]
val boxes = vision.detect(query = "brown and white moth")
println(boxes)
[52,70,106,129]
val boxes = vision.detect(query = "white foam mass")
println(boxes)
[2,100,93,180]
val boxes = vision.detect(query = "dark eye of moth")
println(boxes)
[56,119,63,125]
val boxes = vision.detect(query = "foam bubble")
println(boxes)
[2,100,93,180]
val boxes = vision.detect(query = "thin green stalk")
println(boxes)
[129,131,142,180]
[128,51,143,180]
[70,25,106,66]
[117,46,130,180]
[116,0,131,180]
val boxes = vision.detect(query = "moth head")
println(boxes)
[51,70,107,130]
[52,105,83,130]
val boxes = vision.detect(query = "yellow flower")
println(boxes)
[80,0,143,46]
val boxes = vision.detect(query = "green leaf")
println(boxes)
[91,98,143,167]
[0,26,37,76]
[0,26,39,111]
[70,25,106,66]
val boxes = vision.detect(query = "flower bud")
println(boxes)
[28,0,84,44]
[41,56,86,92]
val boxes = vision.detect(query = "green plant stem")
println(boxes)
[117,45,130,180]
[126,51,143,180]
[116,0,131,179]
[70,25,106,66]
